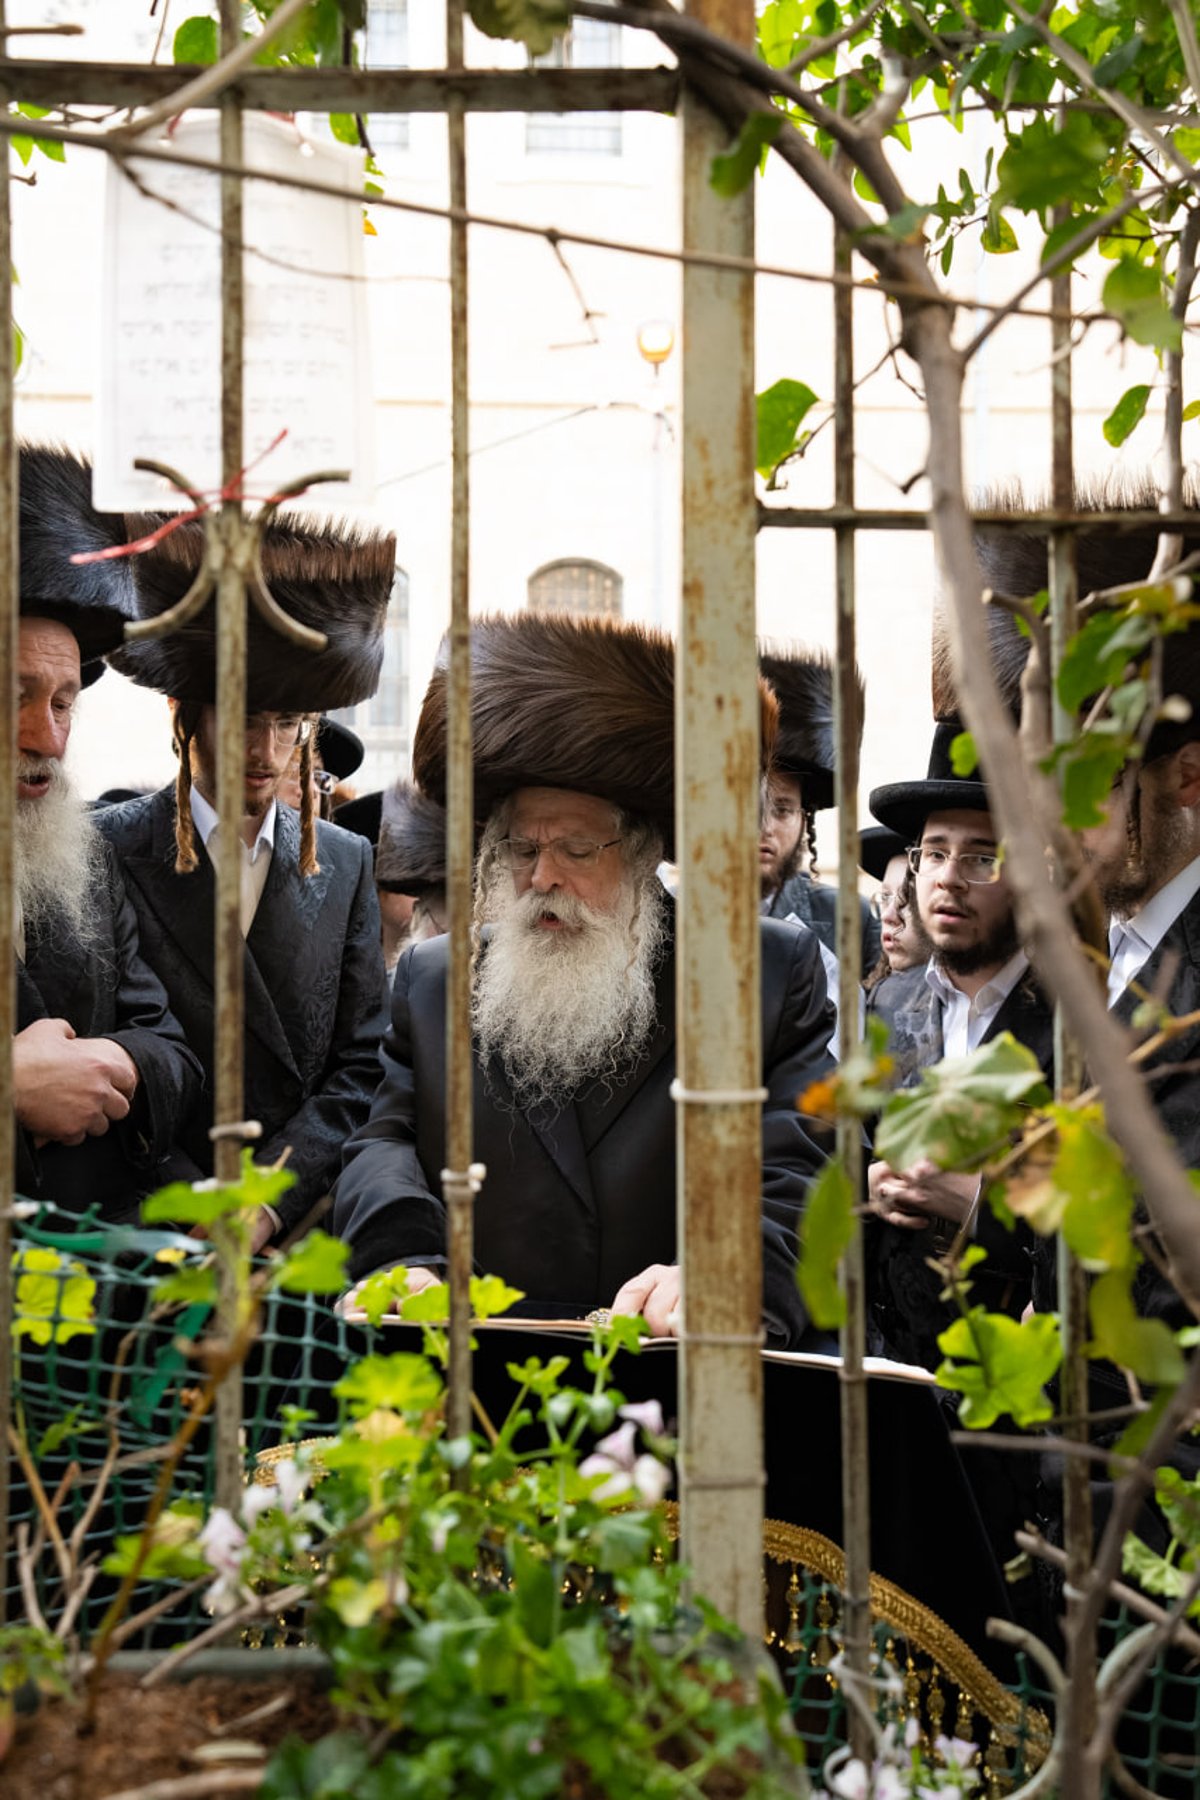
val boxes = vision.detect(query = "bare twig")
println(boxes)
[785,0,888,77]
[140,1581,310,1687]
[1095,1566,1200,1763]
[1166,0,1200,108]
[1015,1529,1200,1659]
[101,1774,265,1800]
[1152,206,1200,578]
[15,1523,49,1635]
[109,0,315,144]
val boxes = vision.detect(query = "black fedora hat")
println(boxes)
[316,717,364,783]
[333,789,382,846]
[869,722,992,843]
[859,825,908,882]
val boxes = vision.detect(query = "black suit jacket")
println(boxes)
[332,911,837,1347]
[97,787,390,1231]
[767,871,881,974]
[15,837,203,1218]
[865,959,1054,1368]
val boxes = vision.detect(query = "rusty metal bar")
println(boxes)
[210,0,249,1512]
[832,222,871,1753]
[4,61,679,114]
[443,0,477,1451]
[0,0,17,1627]
[676,0,763,1637]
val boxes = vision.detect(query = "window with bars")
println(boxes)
[528,559,624,618]
[526,19,623,158]
[363,0,410,154]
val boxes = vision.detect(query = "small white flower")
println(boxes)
[904,1717,921,1750]
[618,1399,664,1436]
[828,1758,869,1800]
[874,1769,906,1800]
[594,1419,638,1469]
[935,1736,977,1771]
[241,1484,278,1528]
[274,1457,308,1516]
[199,1507,246,1578]
[429,1516,451,1555]
[631,1454,670,1505]
[578,1453,634,1501]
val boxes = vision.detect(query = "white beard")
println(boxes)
[473,874,666,1114]
[16,755,102,948]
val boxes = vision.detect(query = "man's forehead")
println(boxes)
[920,808,997,846]
[18,616,83,686]
[509,786,617,833]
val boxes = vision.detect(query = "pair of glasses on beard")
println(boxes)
[495,836,622,870]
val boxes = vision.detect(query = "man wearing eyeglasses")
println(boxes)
[96,513,395,1251]
[333,614,836,1347]
[862,719,1053,1367]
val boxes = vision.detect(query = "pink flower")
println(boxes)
[935,1736,978,1772]
[594,1420,638,1468]
[618,1399,664,1436]
[632,1454,670,1504]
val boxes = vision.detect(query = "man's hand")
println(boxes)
[339,1264,441,1318]
[189,1206,277,1255]
[13,1019,140,1146]
[610,1263,681,1338]
[867,1158,981,1232]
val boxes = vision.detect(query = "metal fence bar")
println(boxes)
[210,0,250,1512]
[676,0,764,1638]
[0,0,16,1628]
[443,0,478,1451]
[832,222,871,1755]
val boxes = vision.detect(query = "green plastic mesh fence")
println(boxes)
[6,1209,1199,1796]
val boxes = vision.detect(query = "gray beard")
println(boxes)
[16,756,102,949]
[473,874,666,1115]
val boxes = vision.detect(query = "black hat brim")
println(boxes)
[869,779,991,843]
[332,789,382,846]
[317,716,364,782]
[858,825,907,882]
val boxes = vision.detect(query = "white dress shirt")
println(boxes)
[189,786,277,936]
[926,949,1031,1060]
[1107,852,1200,1005]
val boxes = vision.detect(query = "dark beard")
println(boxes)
[1099,785,1194,919]
[936,912,1020,979]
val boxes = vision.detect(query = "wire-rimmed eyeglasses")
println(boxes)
[245,712,311,748]
[907,845,1003,885]
[495,835,622,871]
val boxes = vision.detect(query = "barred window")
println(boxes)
[528,559,623,618]
[526,19,622,158]
[364,0,410,154]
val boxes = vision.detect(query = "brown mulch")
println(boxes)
[2,1672,338,1800]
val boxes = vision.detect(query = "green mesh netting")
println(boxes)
[5,1209,1199,1796]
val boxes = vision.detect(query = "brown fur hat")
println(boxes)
[109,512,395,711]
[20,445,135,684]
[412,612,779,853]
[969,480,1200,758]
[758,643,864,811]
[375,781,447,895]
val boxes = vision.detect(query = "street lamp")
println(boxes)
[636,318,676,374]
[636,322,675,626]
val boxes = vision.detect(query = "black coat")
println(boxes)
[766,870,881,974]
[332,910,837,1348]
[15,837,203,1219]
[97,787,390,1231]
[865,959,1054,1369]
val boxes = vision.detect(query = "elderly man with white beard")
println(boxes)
[332,614,837,1348]
[12,447,202,1219]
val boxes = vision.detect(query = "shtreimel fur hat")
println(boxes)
[109,512,395,712]
[758,643,864,812]
[412,612,779,855]
[376,781,447,896]
[20,445,135,685]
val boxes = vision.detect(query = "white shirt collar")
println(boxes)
[189,785,278,862]
[1108,852,1200,963]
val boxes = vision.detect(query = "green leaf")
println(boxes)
[142,1152,295,1227]
[1057,1108,1137,1272]
[36,1406,99,1460]
[152,1264,218,1308]
[10,135,32,168]
[875,1033,1051,1174]
[710,111,784,199]
[173,15,220,64]
[259,1731,372,1800]
[796,1159,854,1329]
[333,1352,444,1419]
[981,205,1018,254]
[1055,608,1154,713]
[469,1273,525,1320]
[327,1575,388,1627]
[274,1230,350,1295]
[329,113,363,147]
[950,730,979,776]
[1103,383,1152,448]
[1090,1270,1186,1386]
[1093,32,1143,87]
[13,1248,96,1346]
[755,377,820,480]
[1103,260,1182,353]
[1057,733,1131,830]
[1183,401,1200,423]
[936,1308,1061,1429]
[996,114,1110,214]
[466,0,570,57]
[357,1265,410,1326]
